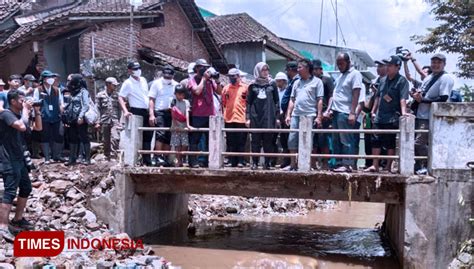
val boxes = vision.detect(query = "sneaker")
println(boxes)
[332,166,352,173]
[237,163,244,168]
[416,168,428,175]
[251,164,258,170]
[192,163,200,168]
[9,218,35,232]
[0,227,15,243]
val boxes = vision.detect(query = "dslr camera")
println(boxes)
[396,46,410,61]
[207,67,220,80]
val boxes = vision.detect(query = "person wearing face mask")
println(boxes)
[148,65,178,166]
[246,62,280,170]
[34,71,64,164]
[221,68,248,168]
[118,61,151,166]
[187,58,222,168]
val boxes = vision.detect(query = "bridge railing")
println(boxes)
[122,114,428,176]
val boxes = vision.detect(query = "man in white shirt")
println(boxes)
[148,64,178,166]
[118,61,151,165]
[329,52,363,172]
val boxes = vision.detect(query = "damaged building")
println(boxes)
[0,0,226,94]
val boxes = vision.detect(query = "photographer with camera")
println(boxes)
[0,89,42,242]
[401,51,431,89]
[187,59,222,168]
[148,65,179,167]
[411,53,454,174]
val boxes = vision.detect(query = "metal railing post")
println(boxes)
[398,115,415,176]
[122,115,143,166]
[208,115,224,170]
[297,116,313,172]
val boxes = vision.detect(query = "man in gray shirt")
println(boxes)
[329,53,363,172]
[285,59,324,170]
[411,53,454,174]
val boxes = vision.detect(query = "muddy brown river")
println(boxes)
[145,202,399,268]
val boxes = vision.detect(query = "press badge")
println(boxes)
[49,105,53,111]
[383,94,393,103]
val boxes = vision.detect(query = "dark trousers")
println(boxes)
[415,119,430,170]
[189,116,209,166]
[67,123,89,144]
[364,132,373,167]
[130,107,152,165]
[225,122,247,167]
[41,121,62,143]
[278,114,290,167]
[332,111,358,167]
[251,132,274,166]
[2,160,32,204]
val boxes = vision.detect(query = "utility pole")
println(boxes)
[335,0,338,47]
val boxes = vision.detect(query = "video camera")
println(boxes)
[207,67,220,80]
[395,46,410,61]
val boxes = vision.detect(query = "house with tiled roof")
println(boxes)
[0,0,226,89]
[205,12,302,75]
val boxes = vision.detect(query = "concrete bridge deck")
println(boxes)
[127,167,406,204]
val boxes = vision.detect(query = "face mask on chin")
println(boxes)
[46,78,55,86]
[132,69,142,77]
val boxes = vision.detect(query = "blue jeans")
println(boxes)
[332,111,358,167]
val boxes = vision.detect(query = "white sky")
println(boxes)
[196,0,472,89]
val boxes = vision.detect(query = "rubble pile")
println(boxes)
[448,239,473,269]
[0,156,175,268]
[189,194,337,221]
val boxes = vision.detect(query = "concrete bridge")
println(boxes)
[92,103,473,269]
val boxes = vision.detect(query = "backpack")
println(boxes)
[83,95,98,124]
[449,90,463,102]
[62,96,82,125]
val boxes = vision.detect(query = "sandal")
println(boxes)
[363,166,379,173]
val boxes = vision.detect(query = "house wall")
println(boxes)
[140,1,210,63]
[79,21,141,61]
[0,41,38,84]
[222,42,263,75]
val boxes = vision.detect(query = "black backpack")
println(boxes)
[61,90,83,124]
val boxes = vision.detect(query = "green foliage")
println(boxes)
[411,0,474,78]
[458,84,473,102]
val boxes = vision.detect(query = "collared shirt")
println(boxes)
[148,78,179,111]
[96,89,121,125]
[416,72,454,120]
[222,82,248,123]
[331,67,363,114]
[375,73,409,124]
[290,76,324,116]
[119,76,149,109]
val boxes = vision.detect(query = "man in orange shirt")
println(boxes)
[222,68,248,167]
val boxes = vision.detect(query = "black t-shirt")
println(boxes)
[375,73,409,124]
[320,75,335,110]
[0,109,25,163]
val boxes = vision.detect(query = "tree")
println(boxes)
[410,0,473,79]
[458,84,473,102]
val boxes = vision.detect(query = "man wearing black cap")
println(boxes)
[148,64,178,166]
[312,59,334,169]
[279,61,300,169]
[8,75,22,91]
[365,55,409,172]
[118,61,152,166]
[187,58,221,168]
[411,53,454,174]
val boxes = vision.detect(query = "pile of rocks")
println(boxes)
[448,239,473,269]
[0,157,175,268]
[189,194,337,221]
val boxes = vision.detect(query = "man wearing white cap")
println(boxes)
[222,68,248,167]
[96,77,121,159]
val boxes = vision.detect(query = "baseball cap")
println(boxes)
[24,74,37,81]
[9,74,22,81]
[374,60,385,66]
[383,55,402,66]
[227,68,240,76]
[195,58,210,67]
[105,77,119,85]
[312,59,323,69]
[286,61,298,70]
[275,72,288,81]
[431,53,446,62]
[163,64,175,76]
[40,70,55,78]
[127,61,141,70]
